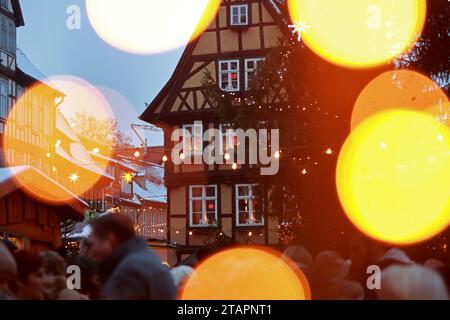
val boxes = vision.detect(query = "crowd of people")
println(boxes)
[0,213,449,300]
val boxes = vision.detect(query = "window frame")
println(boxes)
[182,123,203,156]
[230,4,249,26]
[235,184,264,227]
[244,58,265,90]
[189,185,218,228]
[219,123,238,156]
[218,60,240,92]
[0,78,8,120]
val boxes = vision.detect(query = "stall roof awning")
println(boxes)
[0,166,89,216]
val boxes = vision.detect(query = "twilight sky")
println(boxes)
[17,0,185,146]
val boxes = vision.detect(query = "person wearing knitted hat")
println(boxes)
[378,264,449,300]
[0,243,17,300]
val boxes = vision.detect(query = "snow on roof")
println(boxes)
[0,166,28,184]
[90,152,138,173]
[132,162,166,204]
[56,110,80,142]
[68,224,92,239]
[133,178,167,204]
[0,166,89,210]
[16,48,47,81]
[55,110,113,180]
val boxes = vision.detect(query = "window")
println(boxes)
[120,174,132,194]
[0,15,15,54]
[189,185,218,227]
[16,86,25,125]
[183,123,203,156]
[245,58,264,90]
[219,60,240,92]
[230,4,249,26]
[0,79,8,119]
[219,124,238,155]
[236,184,264,226]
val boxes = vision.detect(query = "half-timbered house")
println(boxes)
[141,0,291,261]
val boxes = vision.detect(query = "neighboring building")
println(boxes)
[0,0,88,250]
[92,152,168,241]
[140,0,290,260]
[54,109,114,211]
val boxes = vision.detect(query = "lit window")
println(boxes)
[219,60,240,92]
[189,185,218,227]
[245,58,264,90]
[219,124,238,155]
[236,184,264,226]
[230,4,249,26]
[183,123,203,156]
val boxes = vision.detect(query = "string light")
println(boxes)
[122,172,133,183]
[162,155,168,162]
[93,147,100,154]
[69,172,79,183]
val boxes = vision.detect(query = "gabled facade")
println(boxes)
[141,0,290,259]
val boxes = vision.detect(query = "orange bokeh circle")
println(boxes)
[180,246,311,300]
[352,70,449,130]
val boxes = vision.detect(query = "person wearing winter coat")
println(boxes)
[88,213,176,300]
[0,243,17,300]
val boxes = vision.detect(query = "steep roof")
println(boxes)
[140,0,290,125]
[55,109,114,180]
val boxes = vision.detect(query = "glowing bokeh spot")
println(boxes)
[336,110,450,245]
[288,0,427,68]
[352,70,449,129]
[180,247,311,300]
[86,0,220,54]
[3,76,115,204]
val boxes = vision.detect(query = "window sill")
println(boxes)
[235,224,265,229]
[229,25,249,31]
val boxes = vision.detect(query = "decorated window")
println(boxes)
[183,123,203,156]
[245,58,264,90]
[219,60,240,92]
[230,4,249,26]
[189,185,218,227]
[236,184,264,226]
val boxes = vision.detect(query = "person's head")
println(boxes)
[378,264,449,300]
[0,243,17,291]
[40,251,66,276]
[13,251,45,300]
[378,248,413,270]
[313,250,352,279]
[88,214,135,262]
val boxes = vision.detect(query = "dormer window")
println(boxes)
[230,4,249,26]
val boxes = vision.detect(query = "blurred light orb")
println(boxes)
[352,70,449,129]
[180,247,311,300]
[3,75,115,204]
[86,0,220,54]
[336,110,450,245]
[288,0,427,68]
